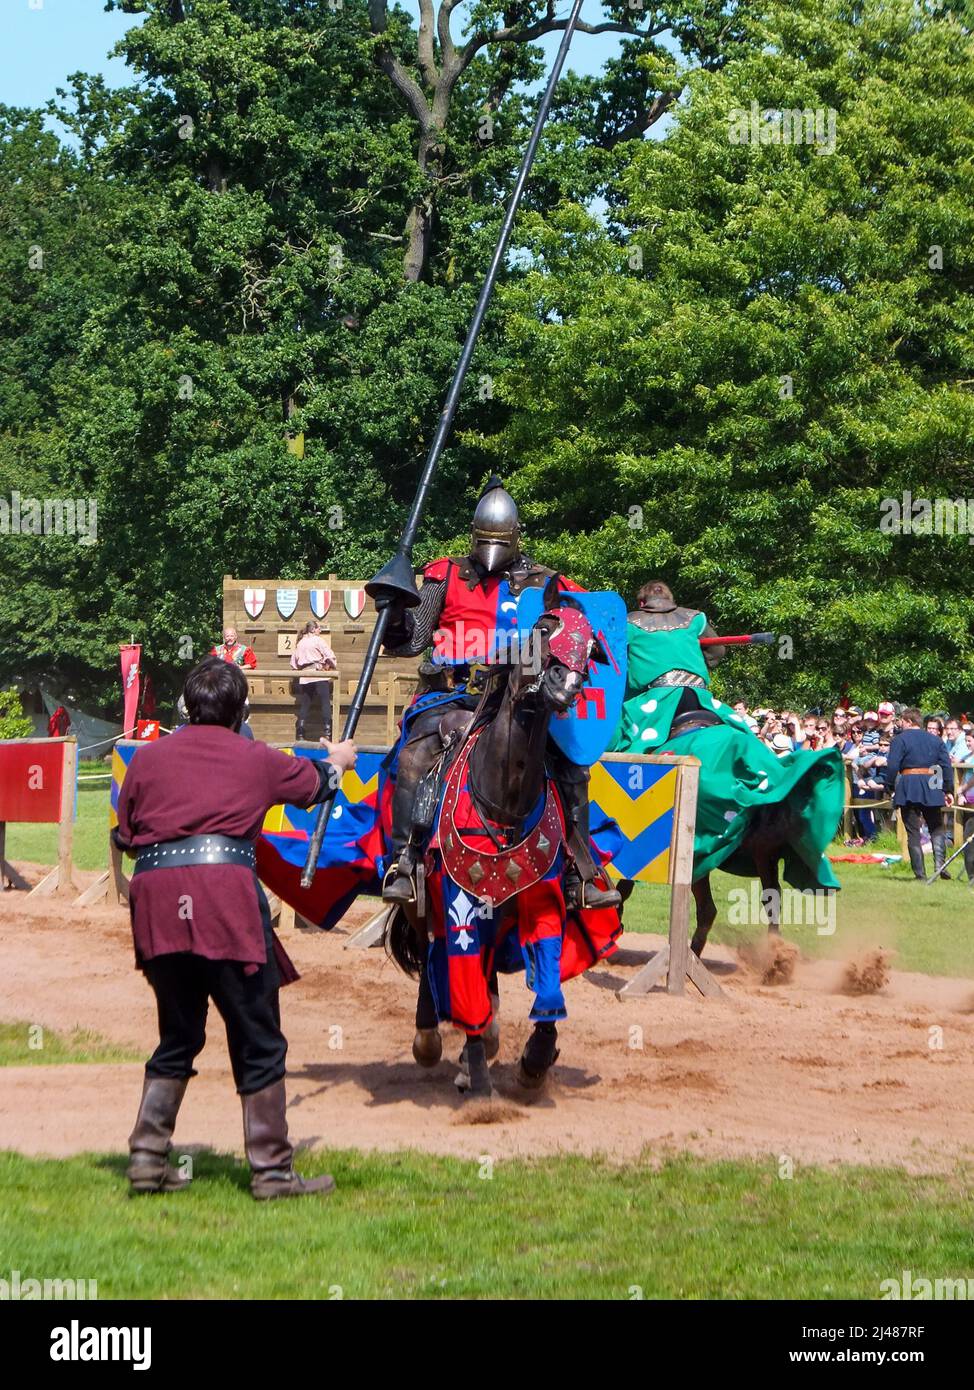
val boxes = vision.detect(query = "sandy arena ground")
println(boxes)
[2,862,974,1174]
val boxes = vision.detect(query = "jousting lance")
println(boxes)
[301,0,587,889]
[699,633,776,647]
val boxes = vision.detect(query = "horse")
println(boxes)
[615,690,840,961]
[688,804,803,958]
[385,578,615,1098]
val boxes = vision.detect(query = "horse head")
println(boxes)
[510,573,607,714]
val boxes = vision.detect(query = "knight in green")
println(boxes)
[610,582,844,940]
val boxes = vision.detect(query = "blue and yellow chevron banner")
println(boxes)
[590,757,680,884]
[109,741,142,830]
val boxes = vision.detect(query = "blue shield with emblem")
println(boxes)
[516,589,628,765]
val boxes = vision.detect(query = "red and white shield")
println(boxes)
[244,588,266,619]
[309,588,331,619]
[343,588,366,620]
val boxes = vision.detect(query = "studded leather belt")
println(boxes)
[134,834,256,876]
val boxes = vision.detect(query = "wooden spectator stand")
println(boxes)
[222,575,418,745]
[0,736,78,897]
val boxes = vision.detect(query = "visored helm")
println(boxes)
[637,580,676,613]
[471,475,521,574]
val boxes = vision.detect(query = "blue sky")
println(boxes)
[0,0,628,111]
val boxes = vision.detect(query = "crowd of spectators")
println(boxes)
[728,699,974,845]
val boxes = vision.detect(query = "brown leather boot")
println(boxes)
[127,1076,191,1194]
[242,1079,335,1201]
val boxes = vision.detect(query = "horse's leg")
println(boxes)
[456,1034,492,1097]
[483,967,500,1061]
[755,851,782,936]
[690,875,717,957]
[516,1022,560,1090]
[412,957,442,1068]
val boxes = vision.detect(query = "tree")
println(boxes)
[483,0,974,708]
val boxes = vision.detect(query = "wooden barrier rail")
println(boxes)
[842,760,974,863]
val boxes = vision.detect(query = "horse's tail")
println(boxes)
[385,905,426,978]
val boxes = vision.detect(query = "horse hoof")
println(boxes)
[412,1028,442,1068]
[516,1025,559,1090]
[455,1038,492,1098]
[515,1058,546,1090]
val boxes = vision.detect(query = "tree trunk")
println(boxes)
[403,130,442,283]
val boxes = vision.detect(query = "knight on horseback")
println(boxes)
[379,476,620,911]
[628,580,727,737]
[612,579,845,956]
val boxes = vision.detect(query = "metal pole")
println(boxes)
[301,0,587,888]
[924,821,974,885]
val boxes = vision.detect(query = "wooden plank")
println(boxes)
[666,761,698,995]
[618,945,670,997]
[687,950,724,999]
[74,871,111,907]
[345,906,391,949]
[0,822,31,891]
[27,867,59,898]
[111,833,130,905]
[56,738,78,897]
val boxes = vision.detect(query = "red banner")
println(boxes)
[120,644,141,736]
[136,719,159,741]
[0,743,66,823]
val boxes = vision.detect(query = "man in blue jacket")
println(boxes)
[884,708,954,880]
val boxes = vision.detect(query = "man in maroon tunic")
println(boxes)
[115,656,356,1200]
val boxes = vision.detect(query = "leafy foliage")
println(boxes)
[0,0,970,712]
[485,0,974,708]
[0,689,32,739]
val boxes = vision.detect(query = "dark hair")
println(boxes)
[901,707,922,727]
[183,656,248,728]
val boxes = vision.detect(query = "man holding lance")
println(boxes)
[116,656,357,1200]
[379,476,620,911]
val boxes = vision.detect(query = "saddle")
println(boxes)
[668,707,724,739]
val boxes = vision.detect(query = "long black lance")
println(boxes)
[301,0,586,888]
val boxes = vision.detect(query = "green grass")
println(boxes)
[0,1148,971,1300]
[0,1021,141,1067]
[7,776,111,872]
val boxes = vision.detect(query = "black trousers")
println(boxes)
[295,681,332,740]
[142,911,287,1095]
[901,803,945,880]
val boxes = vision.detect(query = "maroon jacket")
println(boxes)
[116,725,322,974]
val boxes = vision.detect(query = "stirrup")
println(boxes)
[381,864,416,904]
[578,878,622,910]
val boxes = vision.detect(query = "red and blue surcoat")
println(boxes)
[421,556,583,668]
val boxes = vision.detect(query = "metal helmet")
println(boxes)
[471,475,521,574]
[637,580,676,613]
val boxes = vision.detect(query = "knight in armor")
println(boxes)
[628,580,727,737]
[380,477,620,910]
[612,579,844,898]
